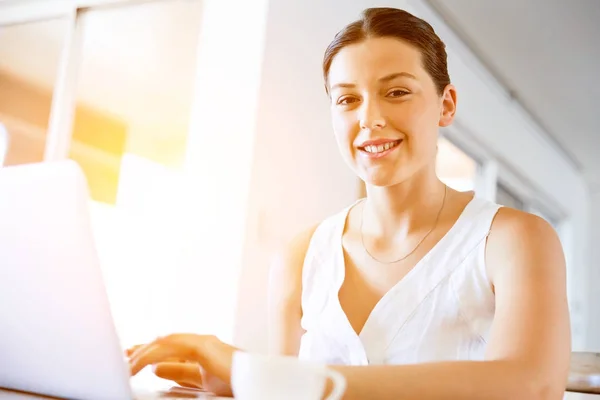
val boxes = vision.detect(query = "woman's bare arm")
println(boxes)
[267,224,318,356]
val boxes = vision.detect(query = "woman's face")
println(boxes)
[327,37,457,187]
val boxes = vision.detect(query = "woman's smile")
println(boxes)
[356,138,403,160]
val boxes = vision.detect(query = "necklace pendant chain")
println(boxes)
[360,185,448,264]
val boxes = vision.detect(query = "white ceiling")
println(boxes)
[427,0,600,193]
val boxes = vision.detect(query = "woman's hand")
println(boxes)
[126,334,236,396]
[151,361,203,389]
[125,343,204,388]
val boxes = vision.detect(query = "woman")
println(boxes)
[128,7,570,399]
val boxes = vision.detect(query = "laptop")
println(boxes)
[0,161,219,400]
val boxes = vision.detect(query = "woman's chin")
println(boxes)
[360,162,425,189]
[362,174,399,188]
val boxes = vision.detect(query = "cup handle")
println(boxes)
[321,368,347,400]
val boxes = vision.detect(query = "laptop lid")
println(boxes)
[0,160,133,400]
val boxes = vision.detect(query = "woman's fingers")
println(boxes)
[130,343,169,376]
[126,344,185,363]
[152,362,203,389]
[125,344,143,357]
[129,334,205,376]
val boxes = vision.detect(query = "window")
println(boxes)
[436,136,478,192]
[0,18,67,165]
[70,0,201,204]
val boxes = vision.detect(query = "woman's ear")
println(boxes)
[439,84,457,127]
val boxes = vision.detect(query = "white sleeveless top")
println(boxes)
[298,196,501,366]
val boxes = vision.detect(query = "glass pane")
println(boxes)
[70,0,202,354]
[71,0,201,205]
[436,136,478,192]
[496,183,525,210]
[0,18,67,165]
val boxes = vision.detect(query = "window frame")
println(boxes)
[0,0,164,165]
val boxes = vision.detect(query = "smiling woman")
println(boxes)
[127,6,571,400]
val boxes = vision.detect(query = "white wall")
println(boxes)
[233,0,593,352]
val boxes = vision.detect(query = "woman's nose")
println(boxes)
[359,100,386,130]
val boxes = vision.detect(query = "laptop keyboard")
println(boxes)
[135,388,223,399]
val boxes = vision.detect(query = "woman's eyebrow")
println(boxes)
[330,71,418,91]
[379,71,418,82]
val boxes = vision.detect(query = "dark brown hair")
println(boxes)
[323,7,450,96]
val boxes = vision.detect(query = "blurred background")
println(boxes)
[0,0,598,387]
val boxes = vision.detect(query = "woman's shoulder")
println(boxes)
[269,200,360,286]
[489,206,558,244]
[486,205,564,284]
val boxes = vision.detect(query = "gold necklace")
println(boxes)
[360,185,447,264]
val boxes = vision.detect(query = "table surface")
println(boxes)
[0,387,231,400]
[568,352,600,395]
[2,387,600,400]
[3,352,600,400]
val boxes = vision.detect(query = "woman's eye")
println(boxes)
[387,89,410,98]
[337,96,359,105]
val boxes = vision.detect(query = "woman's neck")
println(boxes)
[363,166,447,238]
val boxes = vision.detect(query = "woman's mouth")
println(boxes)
[358,139,403,159]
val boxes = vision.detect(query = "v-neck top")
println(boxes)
[297,195,501,365]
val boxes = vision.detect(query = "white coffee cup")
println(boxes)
[231,351,346,400]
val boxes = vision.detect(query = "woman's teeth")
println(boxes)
[364,140,400,154]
